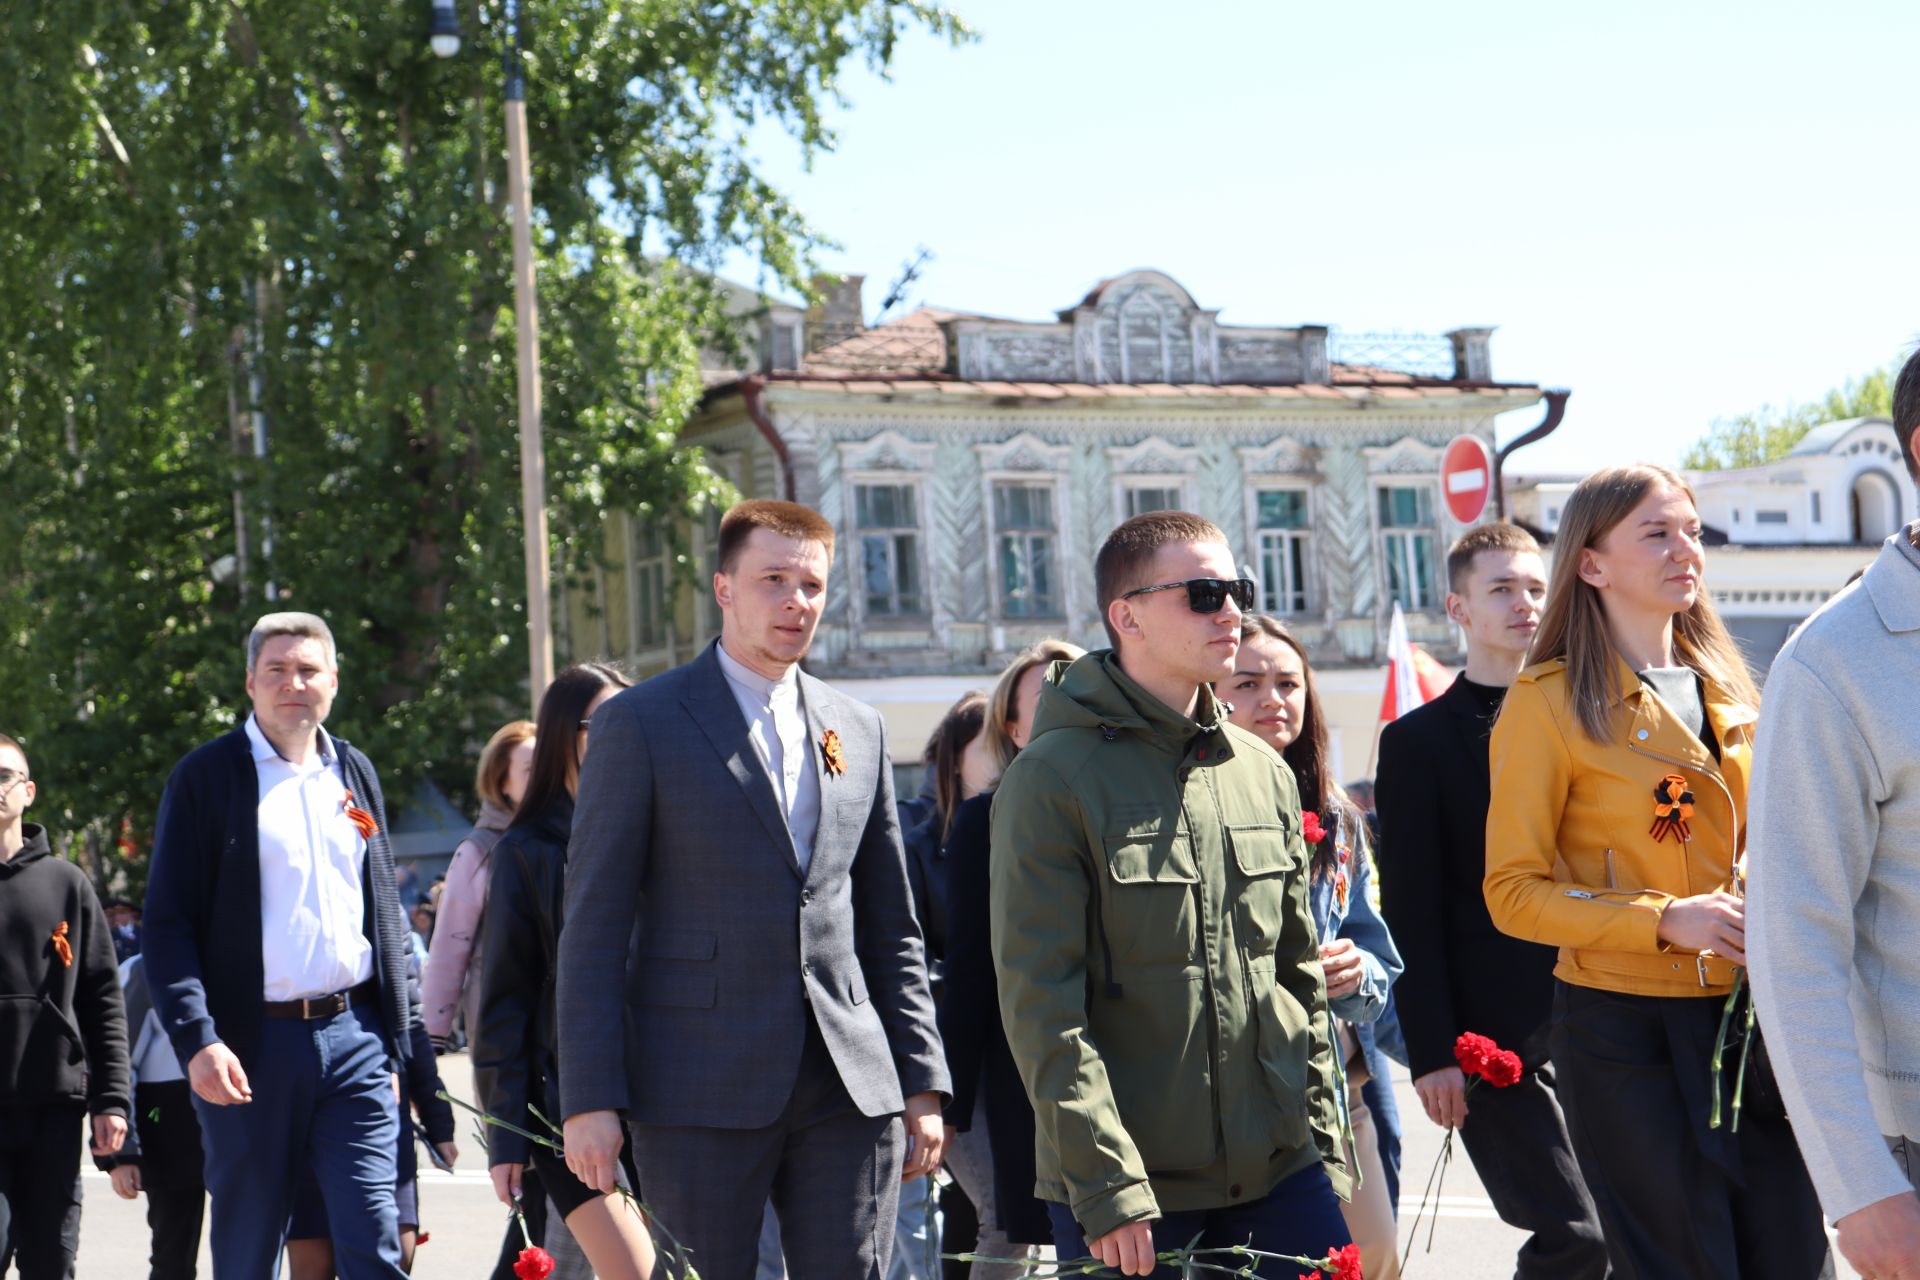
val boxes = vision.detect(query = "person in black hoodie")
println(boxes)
[0,732,131,1278]
[474,663,654,1279]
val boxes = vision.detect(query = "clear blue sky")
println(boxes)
[733,0,1918,473]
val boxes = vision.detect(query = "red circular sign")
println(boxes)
[1441,435,1495,524]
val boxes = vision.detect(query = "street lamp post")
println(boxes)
[431,0,554,710]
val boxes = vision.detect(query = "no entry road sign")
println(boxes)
[1441,435,1494,524]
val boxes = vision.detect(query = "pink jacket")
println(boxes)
[421,801,513,1039]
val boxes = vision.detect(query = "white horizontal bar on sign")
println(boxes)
[1446,469,1489,494]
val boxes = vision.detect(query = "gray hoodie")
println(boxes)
[1749,523,1920,1222]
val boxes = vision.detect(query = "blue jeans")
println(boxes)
[1047,1163,1350,1278]
[193,1000,405,1279]
[1360,1036,1403,1214]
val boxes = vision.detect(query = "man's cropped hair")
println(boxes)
[716,500,836,574]
[1446,521,1542,593]
[0,732,25,771]
[1895,345,1920,482]
[247,612,337,670]
[1094,511,1229,649]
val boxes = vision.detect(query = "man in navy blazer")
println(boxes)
[557,500,950,1280]
[143,613,418,1279]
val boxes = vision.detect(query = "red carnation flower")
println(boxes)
[1482,1049,1524,1088]
[1453,1031,1496,1076]
[1302,811,1327,845]
[513,1247,555,1279]
[1330,1243,1364,1280]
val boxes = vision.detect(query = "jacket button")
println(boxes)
[1229,1183,1242,1198]
[802,963,812,978]
[1637,729,1649,740]
[802,889,813,904]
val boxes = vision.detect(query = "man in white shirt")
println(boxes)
[144,613,419,1279]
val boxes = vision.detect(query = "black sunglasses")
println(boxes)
[1121,577,1256,614]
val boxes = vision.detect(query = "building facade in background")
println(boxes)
[562,269,1547,774]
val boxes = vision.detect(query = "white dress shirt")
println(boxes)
[246,714,374,1000]
[716,641,822,874]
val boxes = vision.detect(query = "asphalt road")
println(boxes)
[69,1054,1855,1278]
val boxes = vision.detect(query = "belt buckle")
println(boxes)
[300,996,319,1020]
[1696,953,1717,988]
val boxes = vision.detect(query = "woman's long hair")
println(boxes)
[983,639,1086,778]
[925,692,988,843]
[513,662,632,827]
[1239,614,1352,878]
[1528,464,1761,743]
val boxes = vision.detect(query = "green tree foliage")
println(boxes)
[0,0,968,892]
[1684,365,1899,470]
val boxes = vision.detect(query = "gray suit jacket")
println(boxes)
[556,642,949,1129]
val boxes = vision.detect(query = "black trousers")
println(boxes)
[1551,982,1833,1280]
[0,1103,84,1280]
[1455,1026,1608,1280]
[143,1184,205,1280]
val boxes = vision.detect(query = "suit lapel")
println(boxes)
[684,646,803,878]
[798,675,837,884]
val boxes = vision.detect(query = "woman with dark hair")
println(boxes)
[939,640,1085,1277]
[474,663,656,1279]
[1225,615,1404,1280]
[1485,465,1828,1276]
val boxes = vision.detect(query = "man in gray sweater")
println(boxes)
[1749,347,1920,1280]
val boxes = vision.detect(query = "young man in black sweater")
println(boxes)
[0,732,130,1278]
[1375,524,1608,1279]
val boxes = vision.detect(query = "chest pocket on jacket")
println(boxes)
[1228,823,1295,957]
[1103,825,1200,972]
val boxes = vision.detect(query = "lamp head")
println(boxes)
[429,0,460,58]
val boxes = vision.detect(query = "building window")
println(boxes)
[1756,509,1789,525]
[1123,484,1184,519]
[993,482,1061,617]
[854,484,925,618]
[1254,489,1312,615]
[631,520,669,649]
[1378,485,1440,611]
[1733,508,1743,523]
[1811,492,1823,524]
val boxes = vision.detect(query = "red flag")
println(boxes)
[1380,603,1452,723]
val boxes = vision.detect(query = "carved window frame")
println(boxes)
[843,473,933,628]
[1245,482,1317,617]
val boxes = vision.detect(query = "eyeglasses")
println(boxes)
[1121,577,1256,614]
[0,770,27,790]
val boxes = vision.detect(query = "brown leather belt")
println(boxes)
[262,980,377,1021]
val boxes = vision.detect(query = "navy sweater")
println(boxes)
[142,727,415,1075]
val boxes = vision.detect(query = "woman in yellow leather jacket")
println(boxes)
[1484,465,1828,1279]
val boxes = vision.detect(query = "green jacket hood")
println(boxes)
[1030,650,1228,752]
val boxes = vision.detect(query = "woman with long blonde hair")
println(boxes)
[1484,465,1827,1277]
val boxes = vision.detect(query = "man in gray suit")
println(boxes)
[556,499,950,1280]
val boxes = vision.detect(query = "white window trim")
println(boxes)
[1370,477,1444,615]
[1242,480,1317,617]
[842,472,934,629]
[982,471,1071,622]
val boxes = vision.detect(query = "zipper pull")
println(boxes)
[1564,889,1595,900]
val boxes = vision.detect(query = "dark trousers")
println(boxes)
[628,1012,903,1280]
[1046,1162,1351,1278]
[1551,982,1832,1280]
[145,1184,206,1280]
[191,1001,405,1280]
[1453,1025,1608,1280]
[0,1103,84,1279]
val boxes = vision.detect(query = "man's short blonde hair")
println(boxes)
[247,612,337,670]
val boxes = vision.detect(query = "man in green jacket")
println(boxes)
[990,511,1351,1277]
